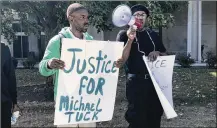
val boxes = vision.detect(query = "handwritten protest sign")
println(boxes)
[54,39,124,125]
[143,55,178,119]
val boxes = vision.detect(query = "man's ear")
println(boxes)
[68,15,74,22]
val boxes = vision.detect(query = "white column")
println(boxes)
[191,1,198,60]
[197,1,202,63]
[187,1,202,62]
[187,1,192,55]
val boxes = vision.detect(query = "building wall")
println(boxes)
[104,27,123,41]
[28,33,39,57]
[162,5,188,54]
[201,1,216,55]
[162,1,216,56]
[1,34,39,58]
[87,26,104,40]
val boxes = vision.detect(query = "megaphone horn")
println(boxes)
[112,4,135,27]
[112,4,144,30]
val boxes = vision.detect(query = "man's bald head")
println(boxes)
[66,3,87,18]
[67,3,89,33]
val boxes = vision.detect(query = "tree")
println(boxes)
[2,1,68,45]
[2,1,188,45]
[1,1,187,100]
[1,6,16,44]
[2,2,62,60]
[125,1,188,41]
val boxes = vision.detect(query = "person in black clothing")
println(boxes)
[115,4,167,128]
[1,42,18,128]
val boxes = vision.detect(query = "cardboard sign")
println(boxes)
[54,39,124,125]
[143,55,178,119]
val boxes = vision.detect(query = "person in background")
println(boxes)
[1,42,19,128]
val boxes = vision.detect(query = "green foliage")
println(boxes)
[1,8,16,44]
[2,1,187,44]
[205,51,217,69]
[123,1,188,29]
[80,1,188,31]
[79,1,123,32]
[2,1,70,44]
[176,53,195,68]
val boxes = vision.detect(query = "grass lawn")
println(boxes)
[210,72,217,77]
[14,67,216,127]
[172,68,216,106]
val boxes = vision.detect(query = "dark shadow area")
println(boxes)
[17,84,54,102]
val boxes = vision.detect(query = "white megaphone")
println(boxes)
[112,4,143,30]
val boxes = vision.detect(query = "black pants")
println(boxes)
[1,101,12,128]
[125,74,163,128]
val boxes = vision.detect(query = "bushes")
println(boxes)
[22,52,37,69]
[176,53,195,68]
[175,51,216,69]
[205,51,217,68]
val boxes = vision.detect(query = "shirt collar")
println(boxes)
[67,27,85,40]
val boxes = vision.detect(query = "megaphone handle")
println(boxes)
[132,25,137,30]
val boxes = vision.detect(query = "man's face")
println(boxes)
[69,9,89,33]
[133,11,147,29]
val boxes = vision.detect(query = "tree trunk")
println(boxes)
[36,17,43,61]
[37,32,43,61]
[44,29,54,47]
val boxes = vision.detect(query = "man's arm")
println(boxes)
[39,36,61,76]
[116,29,136,67]
[119,40,133,64]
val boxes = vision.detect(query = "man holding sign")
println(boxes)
[39,3,96,128]
[115,4,167,128]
